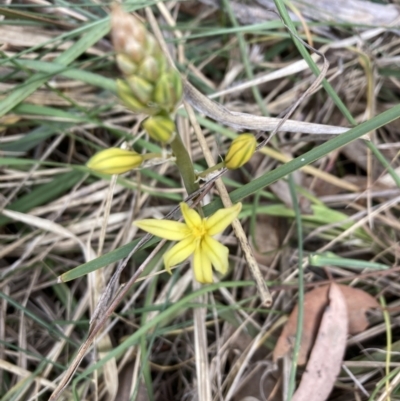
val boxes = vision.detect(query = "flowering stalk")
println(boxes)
[111,5,198,196]
[196,161,225,179]
[169,134,199,195]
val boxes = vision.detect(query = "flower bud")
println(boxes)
[153,70,183,113]
[126,75,153,104]
[143,114,176,144]
[115,54,137,76]
[171,69,183,105]
[144,35,161,59]
[138,56,161,83]
[111,6,183,115]
[87,148,143,175]
[117,80,158,115]
[111,5,147,64]
[224,134,257,170]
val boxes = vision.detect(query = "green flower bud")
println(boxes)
[153,75,172,111]
[143,114,176,144]
[153,70,183,113]
[117,80,159,115]
[138,56,160,83]
[115,54,137,76]
[126,75,153,104]
[87,148,143,175]
[144,35,160,58]
[224,134,257,170]
[171,69,183,105]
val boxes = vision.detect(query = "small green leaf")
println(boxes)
[309,252,389,270]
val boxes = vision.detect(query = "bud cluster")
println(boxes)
[111,5,182,117]
[86,7,183,176]
[84,8,261,292]
[86,9,258,178]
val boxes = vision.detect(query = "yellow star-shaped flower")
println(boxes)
[134,202,242,283]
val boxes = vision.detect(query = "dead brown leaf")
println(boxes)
[273,284,379,364]
[291,283,348,401]
[252,215,281,267]
[337,284,380,333]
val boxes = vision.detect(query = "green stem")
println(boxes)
[142,152,164,160]
[169,133,199,195]
[196,161,225,178]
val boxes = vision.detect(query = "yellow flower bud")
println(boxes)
[87,148,143,175]
[142,114,176,144]
[224,134,257,169]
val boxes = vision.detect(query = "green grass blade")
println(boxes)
[58,103,400,282]
[0,125,64,152]
[309,253,390,270]
[287,175,305,401]
[0,20,109,117]
[273,0,356,125]
[223,0,268,115]
[204,104,400,215]
[366,141,400,188]
[2,58,116,92]
[0,292,77,344]
[58,237,159,282]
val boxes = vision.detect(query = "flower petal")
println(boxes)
[164,236,196,274]
[205,203,242,236]
[193,244,213,284]
[180,202,202,230]
[134,219,189,241]
[202,235,229,274]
